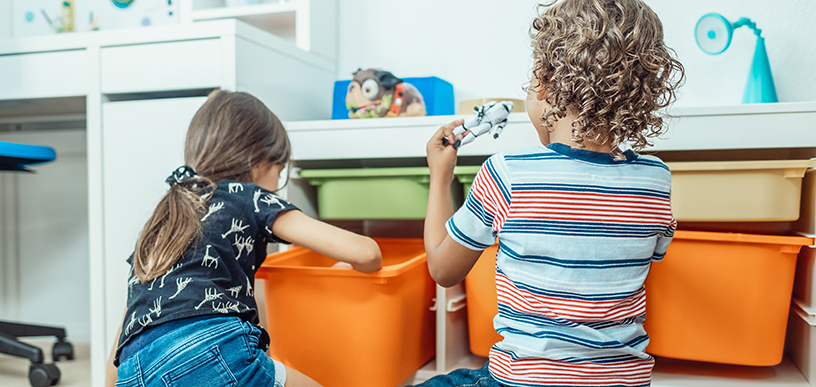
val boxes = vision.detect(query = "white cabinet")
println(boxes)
[99,97,208,349]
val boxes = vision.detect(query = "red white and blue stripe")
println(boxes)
[447,143,675,387]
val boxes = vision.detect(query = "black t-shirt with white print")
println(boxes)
[114,180,298,365]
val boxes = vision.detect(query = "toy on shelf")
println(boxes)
[346,69,426,119]
[444,101,514,149]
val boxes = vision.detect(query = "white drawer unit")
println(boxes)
[100,39,222,94]
[0,49,88,100]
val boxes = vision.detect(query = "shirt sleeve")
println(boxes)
[250,186,300,244]
[652,217,677,262]
[446,154,511,251]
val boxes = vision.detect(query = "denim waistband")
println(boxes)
[119,314,216,364]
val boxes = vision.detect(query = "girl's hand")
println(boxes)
[427,119,465,183]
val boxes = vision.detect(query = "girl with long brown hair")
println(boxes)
[106,90,382,387]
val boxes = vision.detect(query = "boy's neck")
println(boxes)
[545,112,612,154]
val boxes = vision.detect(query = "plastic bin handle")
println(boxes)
[783,168,807,179]
[430,294,467,312]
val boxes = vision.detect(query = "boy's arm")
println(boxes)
[425,120,483,287]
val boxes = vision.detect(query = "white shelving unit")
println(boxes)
[284,103,816,386]
[181,0,337,61]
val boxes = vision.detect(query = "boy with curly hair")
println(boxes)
[417,0,684,386]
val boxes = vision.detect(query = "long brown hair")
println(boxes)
[132,90,291,282]
[530,0,685,159]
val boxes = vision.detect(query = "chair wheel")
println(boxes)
[52,340,74,361]
[29,363,60,387]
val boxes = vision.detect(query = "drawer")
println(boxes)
[0,49,88,100]
[100,39,221,94]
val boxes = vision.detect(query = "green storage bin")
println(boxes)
[300,167,432,219]
[454,166,480,201]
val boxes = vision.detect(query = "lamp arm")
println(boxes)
[733,17,762,37]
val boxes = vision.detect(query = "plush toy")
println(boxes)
[346,69,426,118]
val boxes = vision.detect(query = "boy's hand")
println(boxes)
[427,119,465,183]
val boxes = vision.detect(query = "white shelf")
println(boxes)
[285,101,816,161]
[191,2,299,46]
[652,356,810,387]
[183,0,337,60]
[401,354,810,386]
[192,2,299,20]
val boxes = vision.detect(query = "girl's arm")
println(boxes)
[425,120,483,287]
[105,312,125,387]
[271,211,382,272]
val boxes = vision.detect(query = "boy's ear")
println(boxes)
[374,71,403,89]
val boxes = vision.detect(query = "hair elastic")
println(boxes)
[165,165,198,187]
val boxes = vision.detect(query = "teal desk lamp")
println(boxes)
[695,13,778,103]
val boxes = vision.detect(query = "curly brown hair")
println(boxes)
[530,0,684,158]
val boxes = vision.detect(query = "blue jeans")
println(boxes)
[116,316,286,387]
[411,362,504,387]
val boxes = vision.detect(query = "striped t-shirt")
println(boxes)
[447,143,675,387]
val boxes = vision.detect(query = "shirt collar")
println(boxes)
[545,142,638,164]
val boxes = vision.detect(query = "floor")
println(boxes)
[0,338,90,387]
[0,339,810,387]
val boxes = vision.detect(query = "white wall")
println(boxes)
[337,0,816,110]
[0,0,10,39]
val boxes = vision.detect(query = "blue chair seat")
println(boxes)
[0,141,57,171]
[0,140,69,386]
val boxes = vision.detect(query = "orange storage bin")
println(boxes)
[464,244,503,357]
[645,230,813,366]
[256,238,436,387]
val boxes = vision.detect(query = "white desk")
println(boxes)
[0,19,335,387]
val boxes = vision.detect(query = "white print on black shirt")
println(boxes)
[253,190,261,212]
[233,235,255,260]
[168,277,193,299]
[261,193,286,209]
[201,201,224,222]
[149,296,162,317]
[228,183,244,193]
[245,275,253,297]
[226,285,242,297]
[138,313,153,327]
[201,245,219,269]
[212,301,241,314]
[222,218,248,239]
[195,288,224,310]
[127,274,140,299]
[160,263,182,288]
[125,312,136,335]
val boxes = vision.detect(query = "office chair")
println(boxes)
[0,141,74,387]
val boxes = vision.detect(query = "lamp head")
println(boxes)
[695,13,733,55]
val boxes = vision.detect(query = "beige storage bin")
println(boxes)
[786,301,815,385]
[795,246,816,314]
[793,169,816,234]
[666,160,816,222]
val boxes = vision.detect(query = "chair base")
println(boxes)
[0,321,73,386]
